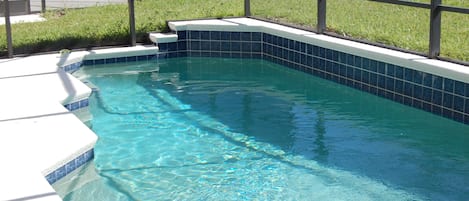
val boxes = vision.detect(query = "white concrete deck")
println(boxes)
[0,45,158,201]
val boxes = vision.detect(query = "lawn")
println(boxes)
[0,0,467,62]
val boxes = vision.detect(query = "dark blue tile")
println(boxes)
[65,160,76,174]
[444,78,454,93]
[443,93,453,108]
[71,102,79,111]
[200,31,210,40]
[413,99,423,109]
[422,102,432,112]
[300,42,306,53]
[190,31,200,39]
[177,51,188,57]
[55,166,66,180]
[318,59,325,70]
[178,41,187,50]
[466,83,469,97]
[422,73,433,87]
[454,81,465,96]
[362,58,370,70]
[231,42,241,52]
[395,94,404,103]
[404,82,413,96]
[338,52,346,63]
[413,85,422,100]
[395,80,404,94]
[252,43,261,52]
[221,32,230,40]
[221,52,231,58]
[307,44,313,55]
[422,87,432,102]
[94,59,105,65]
[168,52,177,58]
[210,31,221,40]
[210,52,221,57]
[346,54,354,66]
[454,112,464,123]
[386,77,395,91]
[168,42,177,51]
[413,71,423,84]
[190,41,200,50]
[433,75,443,90]
[465,98,469,113]
[404,68,414,82]
[231,32,241,41]
[465,115,469,125]
[370,60,378,72]
[386,64,395,77]
[83,60,94,66]
[354,68,362,81]
[403,96,413,106]
[354,56,362,68]
[241,32,251,41]
[252,32,261,41]
[433,90,443,105]
[432,105,442,115]
[200,41,211,50]
[177,31,187,40]
[211,41,221,51]
[318,47,325,58]
[442,108,453,119]
[377,62,386,74]
[294,41,300,51]
[158,43,168,51]
[79,99,89,108]
[116,57,126,63]
[370,73,378,85]
[45,173,57,184]
[326,49,333,60]
[221,41,230,51]
[189,51,201,57]
[252,53,262,59]
[231,52,241,58]
[201,51,211,57]
[395,65,404,79]
[454,96,464,112]
[126,56,137,62]
[242,42,252,52]
[339,64,346,76]
[377,75,386,88]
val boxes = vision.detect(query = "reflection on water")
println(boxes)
[58,58,469,201]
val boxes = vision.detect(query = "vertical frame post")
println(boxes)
[317,0,326,33]
[429,0,441,58]
[128,0,136,46]
[41,0,45,13]
[244,0,251,17]
[4,0,13,58]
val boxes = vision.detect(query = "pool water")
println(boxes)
[57,57,469,200]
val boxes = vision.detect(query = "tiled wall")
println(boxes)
[64,30,469,125]
[45,149,94,184]
[64,98,89,111]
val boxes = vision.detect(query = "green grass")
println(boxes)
[0,0,467,62]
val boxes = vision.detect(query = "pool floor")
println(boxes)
[55,58,469,200]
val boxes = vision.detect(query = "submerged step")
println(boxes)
[149,32,178,44]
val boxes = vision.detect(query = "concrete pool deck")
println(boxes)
[0,45,158,201]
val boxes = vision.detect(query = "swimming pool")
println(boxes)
[53,57,469,200]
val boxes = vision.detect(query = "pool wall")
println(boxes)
[63,18,468,124]
[151,18,468,125]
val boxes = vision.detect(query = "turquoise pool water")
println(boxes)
[59,58,469,200]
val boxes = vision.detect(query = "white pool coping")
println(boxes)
[0,45,158,201]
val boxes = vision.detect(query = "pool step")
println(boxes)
[149,32,178,44]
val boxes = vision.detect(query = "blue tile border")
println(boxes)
[61,30,469,125]
[45,149,94,184]
[64,98,89,111]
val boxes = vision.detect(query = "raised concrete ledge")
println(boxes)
[0,45,160,201]
[168,17,468,84]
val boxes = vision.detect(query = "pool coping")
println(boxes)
[0,45,158,201]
